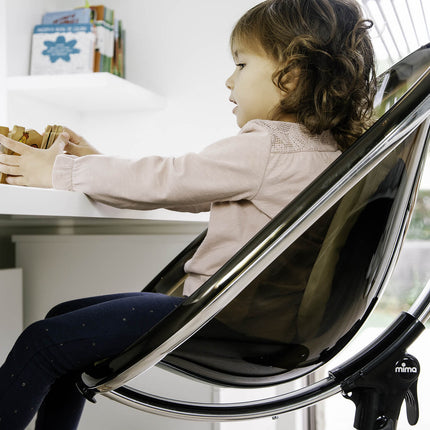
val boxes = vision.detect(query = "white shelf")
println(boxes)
[7,73,166,113]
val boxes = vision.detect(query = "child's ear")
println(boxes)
[278,67,300,93]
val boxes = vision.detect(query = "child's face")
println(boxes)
[226,43,285,127]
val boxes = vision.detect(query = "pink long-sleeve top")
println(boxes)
[52,120,341,296]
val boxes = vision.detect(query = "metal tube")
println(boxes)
[390,0,411,52]
[404,0,420,46]
[408,278,430,323]
[102,377,341,421]
[362,0,395,64]
[376,0,402,58]
[419,0,430,41]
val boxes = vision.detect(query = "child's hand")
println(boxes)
[0,133,67,188]
[62,127,100,156]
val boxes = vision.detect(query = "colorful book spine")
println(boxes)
[113,19,125,77]
[90,5,115,73]
[93,20,114,72]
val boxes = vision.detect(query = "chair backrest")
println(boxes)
[164,124,428,386]
[79,44,430,393]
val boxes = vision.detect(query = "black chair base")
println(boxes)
[342,344,421,429]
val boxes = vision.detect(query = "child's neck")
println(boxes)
[277,113,297,123]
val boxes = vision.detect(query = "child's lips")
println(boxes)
[229,98,237,114]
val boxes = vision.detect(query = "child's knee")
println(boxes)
[45,302,70,318]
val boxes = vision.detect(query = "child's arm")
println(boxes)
[0,123,272,213]
[52,127,272,212]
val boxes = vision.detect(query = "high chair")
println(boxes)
[76,44,430,430]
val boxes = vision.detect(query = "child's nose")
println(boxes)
[225,74,234,90]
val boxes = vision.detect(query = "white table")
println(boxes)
[0,183,208,233]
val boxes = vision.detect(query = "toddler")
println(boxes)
[0,0,375,428]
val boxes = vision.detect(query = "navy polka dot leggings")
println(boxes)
[0,292,184,430]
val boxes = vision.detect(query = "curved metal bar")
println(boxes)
[404,121,430,324]
[408,278,430,323]
[368,117,430,319]
[102,287,428,422]
[72,56,430,422]
[95,110,430,420]
[103,376,340,421]
[83,87,430,393]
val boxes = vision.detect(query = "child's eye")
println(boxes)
[235,63,246,70]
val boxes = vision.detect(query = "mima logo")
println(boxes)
[395,362,418,374]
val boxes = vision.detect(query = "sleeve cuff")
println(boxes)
[52,154,78,190]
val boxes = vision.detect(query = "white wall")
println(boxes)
[0,0,7,124]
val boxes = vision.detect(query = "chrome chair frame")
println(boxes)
[105,96,430,422]
[76,46,430,427]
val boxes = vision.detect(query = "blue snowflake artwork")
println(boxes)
[42,36,80,63]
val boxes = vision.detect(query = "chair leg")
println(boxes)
[342,352,420,429]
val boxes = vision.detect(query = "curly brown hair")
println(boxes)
[230,0,377,151]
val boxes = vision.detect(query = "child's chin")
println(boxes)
[236,117,246,128]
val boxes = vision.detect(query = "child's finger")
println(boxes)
[62,127,81,144]
[51,132,69,152]
[0,135,30,155]
[0,153,20,166]
[63,141,87,156]
[5,175,27,186]
[0,164,22,176]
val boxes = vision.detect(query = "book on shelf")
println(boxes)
[30,4,125,77]
[42,8,92,25]
[30,23,95,75]
[0,125,63,184]
[91,5,114,73]
[113,18,125,78]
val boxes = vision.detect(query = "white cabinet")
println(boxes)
[0,269,22,364]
